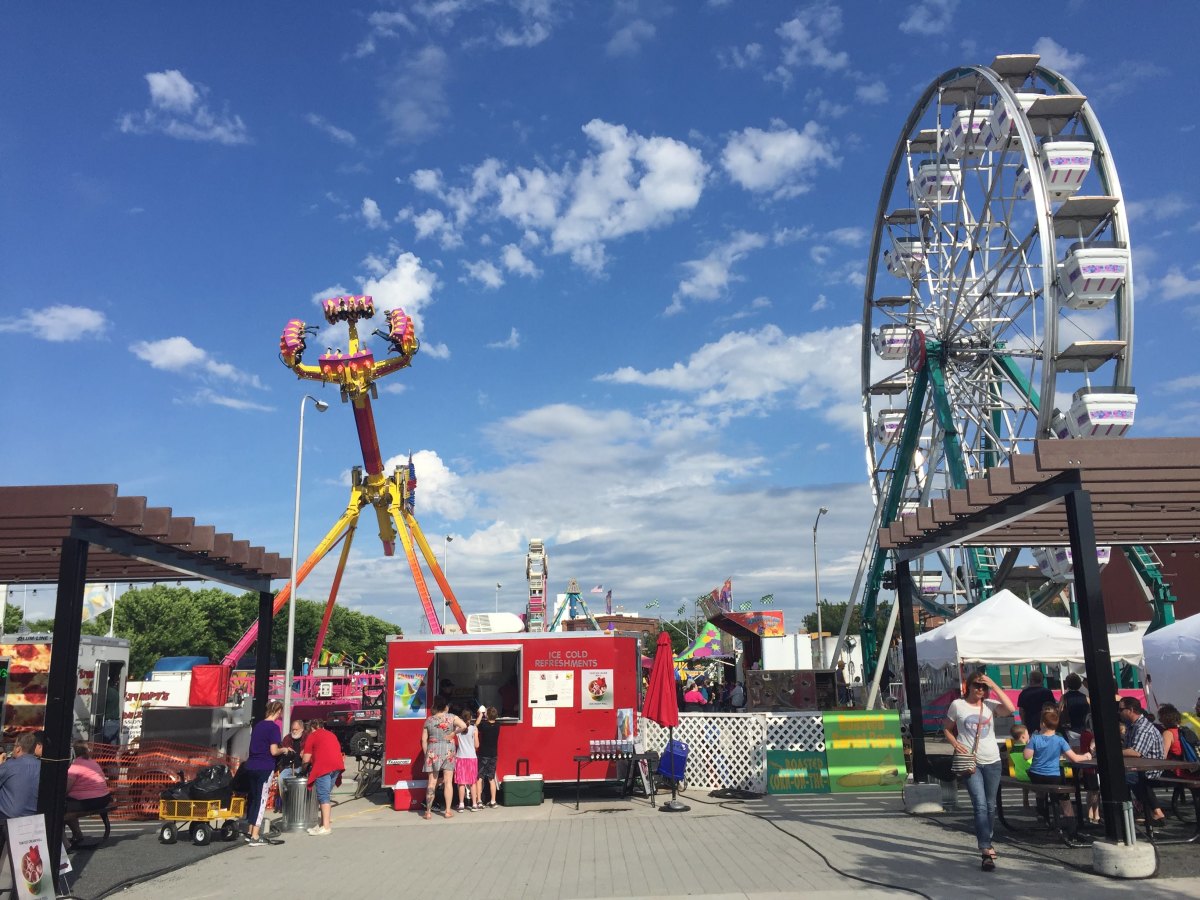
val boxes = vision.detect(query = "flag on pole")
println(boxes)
[738,600,752,611]
[81,584,113,622]
[590,585,604,594]
[676,603,686,616]
[645,598,660,609]
[760,593,775,605]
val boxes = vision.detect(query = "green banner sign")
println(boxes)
[765,749,830,794]
[822,710,905,793]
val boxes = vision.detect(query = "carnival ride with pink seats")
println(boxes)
[222,295,465,670]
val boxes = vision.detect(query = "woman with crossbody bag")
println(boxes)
[943,672,1016,871]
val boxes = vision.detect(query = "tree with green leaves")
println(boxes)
[803,600,893,641]
[8,585,403,680]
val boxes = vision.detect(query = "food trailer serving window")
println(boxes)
[433,645,522,722]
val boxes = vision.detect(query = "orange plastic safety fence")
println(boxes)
[82,740,243,821]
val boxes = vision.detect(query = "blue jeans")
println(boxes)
[962,760,1002,850]
[313,772,335,805]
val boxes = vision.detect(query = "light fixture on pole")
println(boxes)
[495,583,501,613]
[443,536,453,629]
[283,394,329,731]
[813,506,829,669]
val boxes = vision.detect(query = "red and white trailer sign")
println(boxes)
[384,631,641,810]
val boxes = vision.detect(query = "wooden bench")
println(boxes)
[996,775,1084,847]
[66,802,116,845]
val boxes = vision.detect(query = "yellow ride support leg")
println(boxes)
[222,492,363,666]
[405,510,467,633]
[387,487,442,634]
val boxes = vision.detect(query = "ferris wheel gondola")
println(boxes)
[853,54,1148,676]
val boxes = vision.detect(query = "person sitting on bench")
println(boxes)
[64,742,113,849]
[1024,708,1090,834]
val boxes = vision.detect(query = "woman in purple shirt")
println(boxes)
[244,700,285,845]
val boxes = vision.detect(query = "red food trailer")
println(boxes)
[383,631,641,810]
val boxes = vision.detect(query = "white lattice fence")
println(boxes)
[642,712,824,792]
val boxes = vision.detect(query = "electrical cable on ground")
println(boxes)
[696,789,933,898]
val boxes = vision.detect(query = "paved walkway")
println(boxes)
[104,786,1198,900]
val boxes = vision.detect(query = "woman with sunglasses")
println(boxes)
[943,671,1016,871]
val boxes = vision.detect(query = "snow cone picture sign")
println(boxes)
[6,813,68,899]
[581,669,614,709]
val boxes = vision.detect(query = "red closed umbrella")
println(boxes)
[642,632,679,728]
[641,631,688,812]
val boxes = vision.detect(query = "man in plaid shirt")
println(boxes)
[1119,696,1165,826]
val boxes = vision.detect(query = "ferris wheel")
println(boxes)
[855,54,1140,671]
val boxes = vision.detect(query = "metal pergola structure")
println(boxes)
[881,438,1200,845]
[0,484,288,877]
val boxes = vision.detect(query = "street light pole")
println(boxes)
[283,394,328,730]
[495,582,501,613]
[443,536,453,629]
[813,506,829,669]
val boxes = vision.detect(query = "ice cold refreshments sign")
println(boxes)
[533,649,599,669]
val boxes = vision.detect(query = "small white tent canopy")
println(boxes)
[1143,612,1200,711]
[915,589,1144,668]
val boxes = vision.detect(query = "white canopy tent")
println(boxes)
[915,589,1144,668]
[1142,612,1200,711]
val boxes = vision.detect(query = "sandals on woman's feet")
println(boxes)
[981,852,995,871]
[422,810,433,820]
[983,848,998,860]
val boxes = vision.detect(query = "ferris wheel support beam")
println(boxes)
[927,348,995,600]
[860,362,930,674]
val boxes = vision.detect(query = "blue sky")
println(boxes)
[3,2,1199,641]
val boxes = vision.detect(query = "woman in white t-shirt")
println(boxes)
[942,671,1016,872]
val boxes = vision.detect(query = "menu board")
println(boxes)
[527,670,574,707]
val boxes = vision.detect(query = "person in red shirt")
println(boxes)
[301,720,344,836]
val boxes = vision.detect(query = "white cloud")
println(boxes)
[383,448,476,520]
[488,327,521,349]
[305,113,356,146]
[1033,37,1086,77]
[777,3,848,72]
[607,19,655,56]
[130,336,265,389]
[669,231,768,313]
[1159,267,1200,301]
[352,9,416,58]
[398,119,707,273]
[898,0,958,36]
[811,294,830,311]
[147,70,198,112]
[721,120,839,198]
[0,304,108,341]
[398,206,462,249]
[596,323,863,430]
[827,226,866,245]
[855,80,889,104]
[361,251,441,335]
[810,245,831,264]
[380,45,450,143]
[190,388,274,412]
[362,197,386,229]
[501,244,541,277]
[118,70,249,145]
[421,341,451,359]
[463,259,505,289]
[1161,374,1200,393]
[719,43,763,70]
[1125,194,1189,224]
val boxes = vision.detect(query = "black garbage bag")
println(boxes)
[161,779,191,801]
[190,763,234,806]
